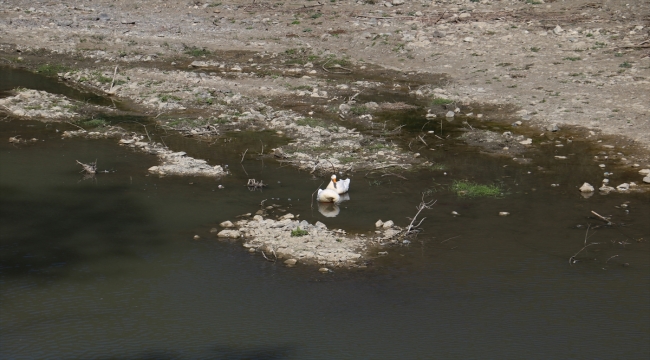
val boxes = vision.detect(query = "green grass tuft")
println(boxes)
[451,180,503,198]
[82,119,108,128]
[291,227,309,237]
[431,97,453,105]
[184,46,211,57]
[37,64,68,76]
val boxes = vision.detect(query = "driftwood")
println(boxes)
[404,195,437,235]
[76,159,97,174]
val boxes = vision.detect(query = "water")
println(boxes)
[1,71,649,359]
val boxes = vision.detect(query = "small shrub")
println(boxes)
[563,57,581,61]
[311,13,322,19]
[82,119,108,128]
[291,227,309,237]
[619,62,632,68]
[530,47,540,52]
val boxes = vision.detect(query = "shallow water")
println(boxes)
[1,71,649,359]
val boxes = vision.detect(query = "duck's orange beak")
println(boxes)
[333,179,337,183]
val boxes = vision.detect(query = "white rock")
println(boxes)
[318,267,330,273]
[463,37,474,42]
[579,182,595,193]
[451,211,460,216]
[519,138,532,145]
[279,213,295,220]
[643,176,650,184]
[382,220,394,229]
[392,0,404,5]
[284,259,297,265]
[599,185,616,194]
[499,212,510,216]
[375,220,384,228]
[217,229,241,238]
[616,183,630,191]
[445,111,455,118]
[220,220,234,228]
[553,25,564,35]
[639,169,650,176]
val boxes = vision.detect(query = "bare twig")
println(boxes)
[405,194,437,235]
[241,148,248,163]
[76,159,97,174]
[418,135,428,146]
[65,121,85,131]
[109,65,118,92]
[605,255,619,264]
[440,235,461,244]
[311,181,324,209]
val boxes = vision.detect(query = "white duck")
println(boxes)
[326,174,350,194]
[317,188,340,203]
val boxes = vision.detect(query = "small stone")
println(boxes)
[451,211,460,216]
[220,220,234,228]
[445,111,455,118]
[382,220,394,229]
[248,247,256,253]
[375,220,384,228]
[519,138,532,145]
[319,267,330,273]
[599,185,615,194]
[463,37,474,42]
[579,182,595,193]
[616,183,630,191]
[279,213,295,220]
[253,215,263,221]
[555,156,567,160]
[599,164,606,168]
[553,25,564,35]
[638,169,650,176]
[459,13,471,19]
[339,103,351,114]
[546,123,560,132]
[392,0,405,5]
[193,235,200,240]
[284,259,297,266]
[643,176,650,184]
[499,212,510,216]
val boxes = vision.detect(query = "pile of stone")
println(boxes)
[0,89,79,120]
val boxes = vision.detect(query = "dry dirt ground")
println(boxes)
[1,0,649,160]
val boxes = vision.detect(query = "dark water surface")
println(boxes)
[1,74,649,360]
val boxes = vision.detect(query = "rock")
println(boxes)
[445,111,455,118]
[599,185,615,194]
[193,235,200,240]
[375,220,384,228]
[599,164,606,168]
[616,183,630,191]
[519,138,532,145]
[284,259,297,266]
[639,169,650,176]
[382,220,394,229]
[459,13,471,19]
[315,221,327,229]
[216,220,235,229]
[365,102,379,111]
[553,25,564,35]
[643,176,650,184]
[392,0,405,5]
[546,123,560,132]
[253,215,264,221]
[339,103,351,114]
[555,156,567,160]
[463,37,474,42]
[451,211,460,216]
[499,212,510,216]
[217,229,241,238]
[432,30,445,38]
[579,182,595,193]
[318,267,330,273]
[279,213,294,220]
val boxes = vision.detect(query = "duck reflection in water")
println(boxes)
[317,193,350,217]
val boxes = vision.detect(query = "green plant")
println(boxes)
[619,61,632,68]
[432,97,453,105]
[184,46,211,57]
[615,52,623,57]
[291,20,301,25]
[36,64,68,76]
[82,119,108,128]
[430,163,446,171]
[311,13,322,19]
[295,117,323,127]
[291,227,309,237]
[451,180,503,198]
[563,57,581,61]
[350,106,368,115]
[530,47,540,52]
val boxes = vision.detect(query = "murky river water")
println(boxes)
[1,69,649,359]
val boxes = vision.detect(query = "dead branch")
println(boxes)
[246,178,267,190]
[76,159,97,174]
[310,181,324,209]
[591,210,612,225]
[405,195,437,235]
[418,135,428,146]
[109,65,118,93]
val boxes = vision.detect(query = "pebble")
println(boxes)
[643,176,650,184]
[499,212,510,216]
[193,235,200,240]
[220,220,234,228]
[318,267,330,273]
[445,111,455,118]
[382,220,394,229]
[546,123,560,132]
[284,259,297,266]
[451,211,460,216]
[375,220,384,228]
[599,164,606,168]
[616,183,630,191]
[639,169,650,176]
